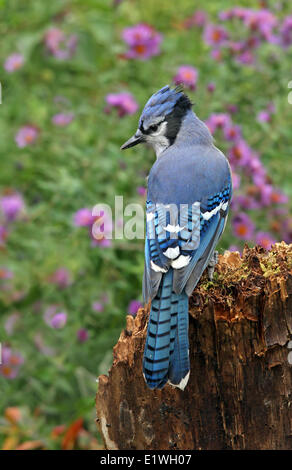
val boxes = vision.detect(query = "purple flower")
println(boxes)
[105,93,138,117]
[229,140,252,167]
[205,113,231,134]
[243,9,278,41]
[128,300,142,316]
[49,268,72,289]
[231,171,241,190]
[77,328,89,343]
[223,124,241,142]
[173,65,198,90]
[207,82,216,93]
[0,345,24,379]
[210,49,222,61]
[44,27,78,60]
[232,213,255,240]
[73,208,94,227]
[52,112,74,126]
[226,104,238,114]
[0,267,13,280]
[91,210,112,247]
[137,186,146,197]
[50,312,67,329]
[255,231,276,250]
[203,24,229,47]
[0,193,25,222]
[232,194,260,211]
[236,50,255,65]
[4,53,24,73]
[257,110,271,123]
[270,188,289,205]
[92,301,104,312]
[279,16,292,48]
[122,23,162,60]
[15,125,38,148]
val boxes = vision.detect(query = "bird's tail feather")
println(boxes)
[168,292,190,390]
[143,270,190,390]
[143,270,173,389]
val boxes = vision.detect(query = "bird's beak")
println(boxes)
[120,130,144,150]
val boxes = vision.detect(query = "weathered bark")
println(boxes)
[96,243,292,450]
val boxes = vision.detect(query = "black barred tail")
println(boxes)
[168,292,190,389]
[143,270,190,390]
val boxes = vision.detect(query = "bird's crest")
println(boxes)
[139,85,193,124]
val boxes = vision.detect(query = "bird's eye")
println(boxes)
[149,124,159,132]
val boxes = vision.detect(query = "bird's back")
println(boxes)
[147,143,231,209]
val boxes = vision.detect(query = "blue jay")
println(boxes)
[121,86,232,391]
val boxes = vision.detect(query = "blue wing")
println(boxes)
[143,183,232,301]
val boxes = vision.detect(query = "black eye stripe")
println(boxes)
[139,120,164,135]
[149,124,158,132]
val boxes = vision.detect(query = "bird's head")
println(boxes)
[120,85,193,157]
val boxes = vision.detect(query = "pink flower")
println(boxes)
[44,28,78,60]
[232,213,255,240]
[0,345,24,379]
[210,49,223,61]
[270,189,289,205]
[50,312,67,329]
[105,93,138,117]
[243,9,278,41]
[207,82,216,93]
[205,113,231,134]
[128,300,142,316]
[257,103,275,123]
[173,65,198,90]
[223,124,241,142]
[137,186,146,197]
[229,140,252,167]
[122,23,162,60]
[77,328,89,343]
[91,210,112,247]
[203,24,229,47]
[52,112,74,126]
[226,104,238,114]
[15,125,38,148]
[279,16,292,48]
[92,301,104,313]
[73,208,94,227]
[0,193,25,222]
[231,172,241,190]
[49,268,72,289]
[4,53,24,73]
[236,50,255,65]
[257,110,271,123]
[255,231,276,250]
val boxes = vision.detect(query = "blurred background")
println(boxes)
[0,0,292,450]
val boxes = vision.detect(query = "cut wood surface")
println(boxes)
[96,243,292,450]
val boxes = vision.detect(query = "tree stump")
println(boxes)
[96,243,292,450]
